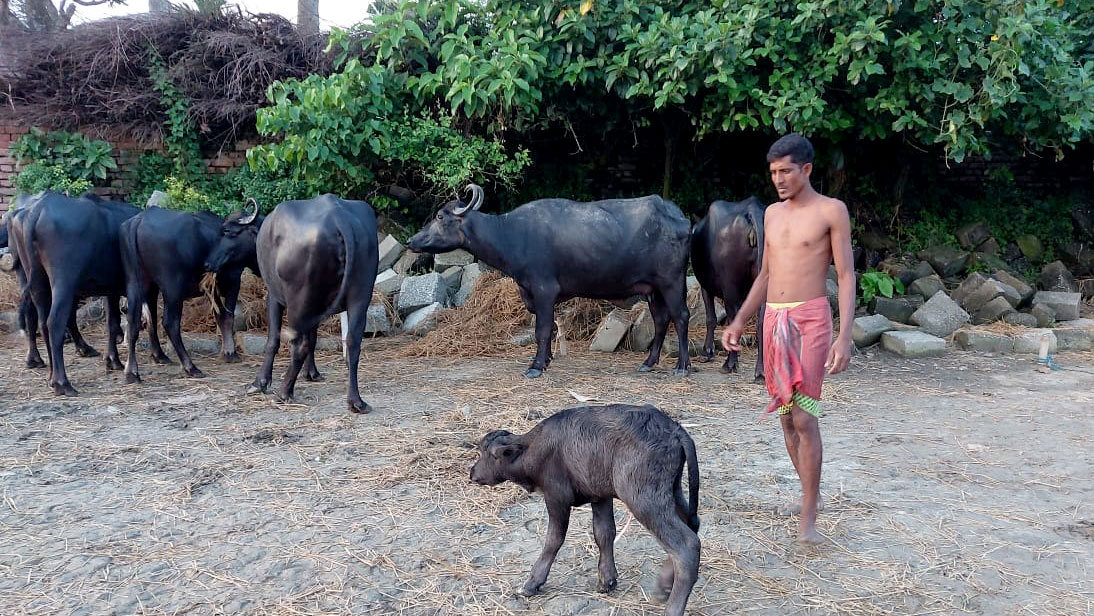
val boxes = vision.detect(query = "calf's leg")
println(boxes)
[591,499,618,593]
[523,497,571,596]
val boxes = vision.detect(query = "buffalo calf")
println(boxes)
[471,404,700,616]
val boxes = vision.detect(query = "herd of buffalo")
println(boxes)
[1,185,767,615]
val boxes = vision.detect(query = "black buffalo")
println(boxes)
[471,404,701,616]
[690,197,766,381]
[407,184,692,378]
[119,202,262,383]
[2,201,100,367]
[245,194,379,413]
[10,191,139,395]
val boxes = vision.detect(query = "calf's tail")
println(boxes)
[679,427,700,532]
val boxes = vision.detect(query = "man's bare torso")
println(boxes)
[764,196,840,303]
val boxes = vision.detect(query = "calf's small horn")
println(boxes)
[239,198,259,225]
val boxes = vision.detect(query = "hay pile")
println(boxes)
[0,269,20,312]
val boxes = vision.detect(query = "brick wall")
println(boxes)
[0,123,251,212]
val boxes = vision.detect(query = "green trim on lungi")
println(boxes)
[776,391,822,418]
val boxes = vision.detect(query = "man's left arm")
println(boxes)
[827,199,856,375]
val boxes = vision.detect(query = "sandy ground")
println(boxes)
[0,331,1091,616]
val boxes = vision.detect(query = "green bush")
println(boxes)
[11,127,118,182]
[13,163,94,196]
[858,270,904,306]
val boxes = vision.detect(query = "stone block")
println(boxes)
[880,330,946,358]
[879,258,918,287]
[1002,311,1038,328]
[441,266,463,297]
[993,270,1035,306]
[956,221,992,250]
[1012,329,1057,354]
[967,252,1010,275]
[1030,303,1056,328]
[0,310,18,333]
[950,272,989,307]
[1053,327,1092,351]
[397,273,448,316]
[625,303,655,352]
[1032,291,1081,322]
[912,260,937,280]
[964,279,1019,313]
[454,262,486,307]
[589,308,632,352]
[979,237,1000,256]
[377,235,405,272]
[1040,260,1079,293]
[870,295,923,324]
[364,303,391,335]
[1063,317,1094,330]
[954,329,1013,353]
[852,314,893,348]
[393,250,432,276]
[402,302,444,333]
[146,190,171,207]
[434,249,474,272]
[1016,234,1044,261]
[826,278,839,312]
[241,333,267,355]
[917,245,969,278]
[909,275,945,299]
[910,291,970,338]
[971,296,1014,325]
[374,269,404,297]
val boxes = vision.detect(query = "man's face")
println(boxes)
[769,156,812,201]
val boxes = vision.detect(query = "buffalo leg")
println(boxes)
[522,497,572,596]
[633,499,700,616]
[591,499,618,593]
[103,295,124,371]
[123,278,145,384]
[344,306,372,414]
[21,295,46,369]
[520,286,552,365]
[44,287,77,396]
[162,290,203,378]
[68,305,99,358]
[215,272,241,363]
[276,325,315,403]
[303,328,323,382]
[144,287,172,364]
[526,292,558,378]
[698,288,718,364]
[721,304,741,374]
[249,299,283,394]
[640,290,671,372]
[754,303,766,384]
[665,280,692,376]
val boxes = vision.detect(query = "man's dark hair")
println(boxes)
[766,133,815,165]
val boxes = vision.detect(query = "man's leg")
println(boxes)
[789,405,823,544]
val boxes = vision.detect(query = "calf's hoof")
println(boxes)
[274,390,295,403]
[721,363,737,374]
[637,363,655,373]
[125,372,141,384]
[596,578,617,594]
[246,381,268,395]
[753,374,766,385]
[304,371,324,382]
[76,345,101,358]
[105,357,124,371]
[520,581,543,597]
[348,399,373,414]
[26,358,46,369]
[150,353,174,365]
[183,366,205,378]
[696,354,713,364]
[221,352,242,364]
[670,367,692,377]
[523,367,543,379]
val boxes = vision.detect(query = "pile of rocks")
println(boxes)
[371,235,486,335]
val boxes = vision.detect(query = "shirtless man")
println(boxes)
[722,133,855,545]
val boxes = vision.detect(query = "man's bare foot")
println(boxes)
[797,527,825,546]
[777,498,824,516]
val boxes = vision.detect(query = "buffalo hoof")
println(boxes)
[274,390,295,403]
[221,352,242,364]
[52,382,79,396]
[304,371,324,382]
[183,366,205,378]
[753,374,766,385]
[671,367,691,377]
[25,358,46,369]
[125,372,141,384]
[696,354,714,364]
[721,363,737,374]
[76,345,101,358]
[348,399,372,414]
[246,381,268,395]
[523,367,544,379]
[150,352,174,365]
[637,363,655,373]
[520,581,543,597]
[105,357,123,371]
[596,578,617,594]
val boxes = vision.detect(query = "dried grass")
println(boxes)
[0,270,20,312]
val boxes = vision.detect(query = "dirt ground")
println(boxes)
[0,330,1091,616]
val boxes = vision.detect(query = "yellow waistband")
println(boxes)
[767,301,805,310]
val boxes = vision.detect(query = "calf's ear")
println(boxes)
[490,442,525,461]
